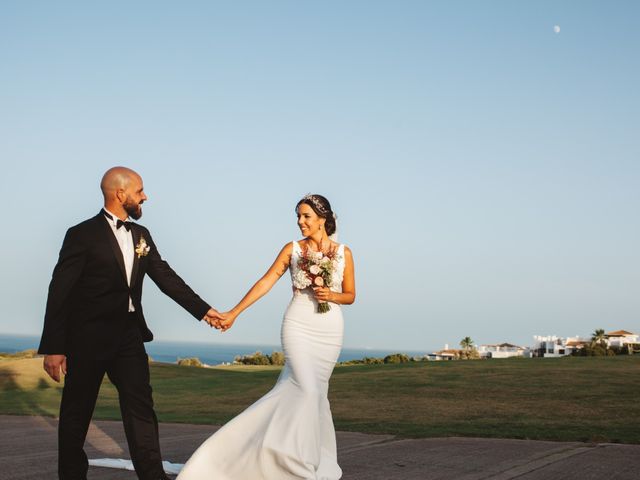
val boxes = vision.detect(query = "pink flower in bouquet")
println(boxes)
[296,246,341,313]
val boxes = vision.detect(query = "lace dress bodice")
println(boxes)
[290,241,346,293]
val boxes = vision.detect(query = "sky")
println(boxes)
[1,1,638,352]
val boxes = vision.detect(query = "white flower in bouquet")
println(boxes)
[296,246,341,313]
[293,269,312,289]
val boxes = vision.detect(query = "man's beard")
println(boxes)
[123,197,143,220]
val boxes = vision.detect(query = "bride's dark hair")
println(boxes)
[296,194,336,236]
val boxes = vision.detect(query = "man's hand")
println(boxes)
[203,308,223,329]
[43,354,67,383]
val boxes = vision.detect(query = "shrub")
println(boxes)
[460,349,480,360]
[177,357,203,367]
[579,344,611,357]
[269,351,285,366]
[383,353,411,364]
[234,351,271,365]
[0,349,38,360]
[364,356,384,364]
[338,356,385,365]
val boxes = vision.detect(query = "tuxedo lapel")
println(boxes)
[100,214,128,284]
[130,225,142,287]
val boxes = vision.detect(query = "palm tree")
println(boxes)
[460,336,474,352]
[591,328,606,347]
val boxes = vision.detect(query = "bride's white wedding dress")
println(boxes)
[177,241,345,479]
[90,241,345,479]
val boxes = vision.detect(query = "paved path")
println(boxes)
[2,415,639,479]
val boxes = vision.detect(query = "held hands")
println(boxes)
[218,311,238,332]
[203,308,224,329]
[43,354,67,383]
[202,308,238,333]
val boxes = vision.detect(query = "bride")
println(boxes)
[176,193,356,479]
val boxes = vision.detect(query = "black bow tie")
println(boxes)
[103,210,131,231]
[116,219,132,231]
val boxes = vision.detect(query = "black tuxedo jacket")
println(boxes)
[38,211,210,356]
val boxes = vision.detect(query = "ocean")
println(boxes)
[0,334,427,365]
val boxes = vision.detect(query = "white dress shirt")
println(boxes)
[103,208,135,312]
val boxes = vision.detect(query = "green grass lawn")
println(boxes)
[2,355,639,443]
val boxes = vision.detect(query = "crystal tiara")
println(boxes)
[301,194,330,216]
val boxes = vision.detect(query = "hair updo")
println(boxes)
[296,194,336,236]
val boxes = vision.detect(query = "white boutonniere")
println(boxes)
[135,236,151,258]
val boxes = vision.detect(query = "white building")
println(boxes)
[533,330,639,357]
[605,330,639,348]
[426,349,459,361]
[477,343,528,359]
[532,335,588,357]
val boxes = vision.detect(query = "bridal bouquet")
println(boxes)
[294,248,340,313]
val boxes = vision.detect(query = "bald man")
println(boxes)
[38,167,221,480]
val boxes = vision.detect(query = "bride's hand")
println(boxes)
[312,287,332,303]
[219,311,238,332]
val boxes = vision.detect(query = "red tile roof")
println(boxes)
[606,330,637,337]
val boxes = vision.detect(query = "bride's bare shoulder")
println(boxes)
[278,242,297,258]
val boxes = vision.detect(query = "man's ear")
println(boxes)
[115,189,126,203]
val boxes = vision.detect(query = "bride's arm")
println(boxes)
[313,246,356,305]
[219,243,293,330]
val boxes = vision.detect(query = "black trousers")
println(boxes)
[58,322,165,480]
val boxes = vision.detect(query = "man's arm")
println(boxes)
[142,230,218,323]
[39,227,87,381]
[39,227,87,354]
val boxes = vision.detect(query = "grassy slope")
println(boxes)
[1,355,639,443]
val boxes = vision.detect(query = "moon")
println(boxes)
[553,25,561,34]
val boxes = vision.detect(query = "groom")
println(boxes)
[38,166,222,480]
